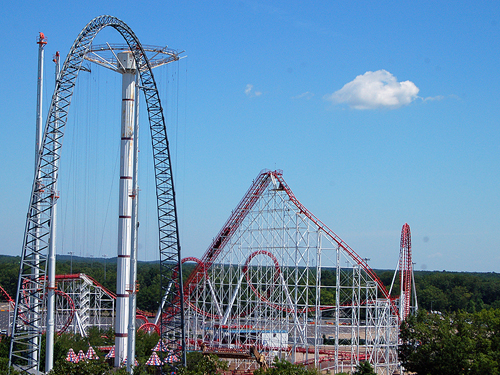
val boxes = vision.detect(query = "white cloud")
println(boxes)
[422,95,444,102]
[245,84,253,95]
[292,91,314,100]
[245,84,262,97]
[324,70,419,110]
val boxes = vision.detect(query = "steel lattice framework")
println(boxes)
[53,274,115,335]
[181,170,400,374]
[9,15,184,374]
[398,223,414,321]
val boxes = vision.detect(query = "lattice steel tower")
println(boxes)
[9,15,185,374]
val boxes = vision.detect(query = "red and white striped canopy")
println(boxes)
[164,352,180,364]
[76,350,86,363]
[152,339,168,352]
[105,346,115,359]
[65,348,77,363]
[86,346,99,360]
[146,351,163,366]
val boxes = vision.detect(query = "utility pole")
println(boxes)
[103,254,107,281]
[127,71,140,374]
[45,50,60,374]
[32,31,47,371]
[68,251,74,274]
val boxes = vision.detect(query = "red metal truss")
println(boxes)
[0,285,14,304]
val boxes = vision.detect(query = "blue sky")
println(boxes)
[1,1,499,272]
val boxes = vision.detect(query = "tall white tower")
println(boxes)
[115,51,136,367]
[82,44,182,371]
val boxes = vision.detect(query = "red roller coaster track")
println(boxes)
[2,273,152,335]
[184,171,272,298]
[399,223,412,320]
[183,170,395,309]
[4,171,403,338]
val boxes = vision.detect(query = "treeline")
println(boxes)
[377,269,500,313]
[0,255,195,313]
[0,255,498,314]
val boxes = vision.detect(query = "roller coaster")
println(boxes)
[4,169,411,375]
[160,169,405,374]
[6,14,414,375]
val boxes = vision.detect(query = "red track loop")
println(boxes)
[52,289,75,335]
[18,278,76,334]
[244,250,334,314]
[399,223,412,320]
[243,250,281,276]
[136,314,149,326]
[0,285,15,310]
[138,322,160,335]
[244,250,294,313]
[244,250,281,304]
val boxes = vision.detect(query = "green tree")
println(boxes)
[253,358,319,375]
[0,337,20,375]
[353,361,376,375]
[134,329,161,364]
[399,309,500,375]
[48,359,112,375]
[177,353,228,375]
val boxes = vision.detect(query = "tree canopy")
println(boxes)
[399,309,500,375]
[253,358,319,375]
[353,361,376,375]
